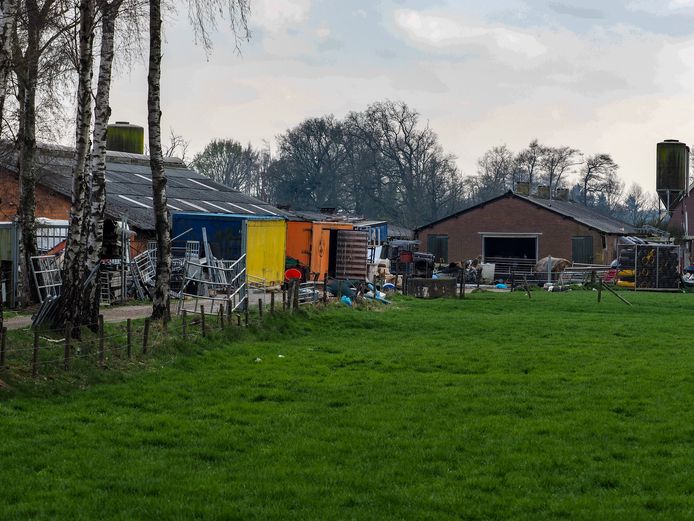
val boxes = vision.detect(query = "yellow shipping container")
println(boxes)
[246,219,287,286]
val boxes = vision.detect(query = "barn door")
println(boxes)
[427,235,449,264]
[572,236,594,264]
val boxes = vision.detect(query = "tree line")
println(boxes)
[192,107,660,231]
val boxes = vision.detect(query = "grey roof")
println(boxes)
[517,193,637,234]
[2,144,288,231]
[416,191,638,235]
[388,224,414,239]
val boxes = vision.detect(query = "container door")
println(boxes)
[572,236,593,264]
[331,230,368,280]
[246,219,287,286]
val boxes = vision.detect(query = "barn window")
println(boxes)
[427,235,448,263]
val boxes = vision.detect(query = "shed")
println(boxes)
[171,213,287,286]
[416,191,637,269]
[285,220,354,280]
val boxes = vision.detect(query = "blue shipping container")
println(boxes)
[172,213,245,260]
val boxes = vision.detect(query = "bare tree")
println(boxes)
[475,145,514,198]
[514,139,544,190]
[164,127,190,160]
[578,153,618,206]
[0,0,17,134]
[190,138,254,190]
[12,0,75,305]
[540,146,580,195]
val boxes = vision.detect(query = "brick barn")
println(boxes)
[415,191,637,269]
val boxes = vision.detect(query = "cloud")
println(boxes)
[251,0,312,32]
[549,2,604,19]
[393,8,547,59]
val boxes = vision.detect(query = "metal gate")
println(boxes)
[333,230,368,280]
[572,236,594,264]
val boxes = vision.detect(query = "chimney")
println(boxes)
[537,185,550,199]
[555,188,569,201]
[320,207,337,215]
[514,181,530,196]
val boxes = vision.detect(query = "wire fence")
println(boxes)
[0,280,326,379]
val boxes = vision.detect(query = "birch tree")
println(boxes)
[61,0,95,329]
[0,0,17,134]
[148,0,249,320]
[82,0,127,325]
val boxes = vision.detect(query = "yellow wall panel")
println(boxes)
[246,219,287,286]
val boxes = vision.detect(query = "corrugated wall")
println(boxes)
[246,219,287,285]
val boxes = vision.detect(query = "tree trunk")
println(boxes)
[148,0,171,321]
[61,0,95,329]
[83,0,118,325]
[0,0,17,135]
[16,37,39,306]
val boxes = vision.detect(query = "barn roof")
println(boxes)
[1,144,287,231]
[415,191,638,235]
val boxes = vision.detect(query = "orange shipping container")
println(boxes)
[285,221,353,280]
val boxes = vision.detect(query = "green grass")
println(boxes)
[2,290,694,520]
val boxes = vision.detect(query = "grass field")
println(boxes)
[2,290,694,520]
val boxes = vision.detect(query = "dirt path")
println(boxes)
[4,304,153,331]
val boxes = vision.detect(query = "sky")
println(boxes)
[108,0,694,192]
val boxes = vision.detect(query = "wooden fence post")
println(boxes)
[227,299,232,321]
[181,310,187,340]
[270,292,275,314]
[597,280,603,303]
[258,299,263,320]
[98,315,105,367]
[219,306,225,329]
[0,327,6,369]
[64,321,72,371]
[282,287,287,311]
[244,307,249,327]
[142,318,151,354]
[294,281,300,310]
[323,275,328,303]
[201,305,206,338]
[127,319,132,359]
[237,313,241,327]
[32,330,39,378]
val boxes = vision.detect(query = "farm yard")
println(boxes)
[2,290,694,520]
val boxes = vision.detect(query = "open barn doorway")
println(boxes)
[482,234,539,276]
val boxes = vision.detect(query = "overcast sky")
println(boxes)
[109,0,694,192]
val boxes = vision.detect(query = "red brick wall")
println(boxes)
[0,168,71,222]
[417,195,618,264]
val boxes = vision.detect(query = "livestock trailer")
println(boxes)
[171,213,287,286]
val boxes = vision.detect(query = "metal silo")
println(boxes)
[656,139,689,211]
[106,121,145,154]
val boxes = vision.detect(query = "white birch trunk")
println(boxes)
[0,0,17,133]
[61,0,95,328]
[84,0,119,323]
[148,0,171,321]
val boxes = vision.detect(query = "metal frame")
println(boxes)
[177,254,248,315]
[30,254,62,303]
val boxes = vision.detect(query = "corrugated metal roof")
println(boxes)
[0,144,288,231]
[416,191,638,235]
